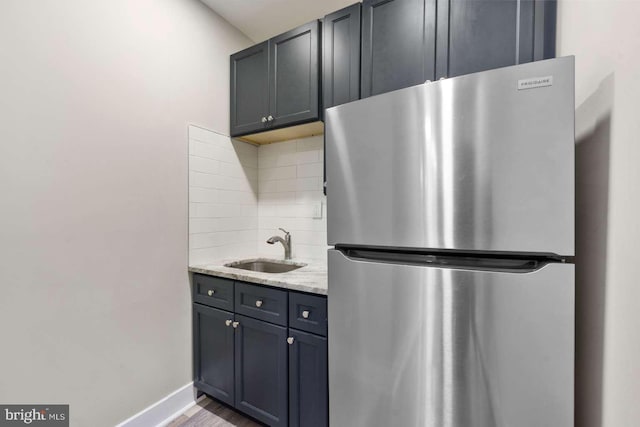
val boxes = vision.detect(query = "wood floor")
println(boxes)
[167,397,263,427]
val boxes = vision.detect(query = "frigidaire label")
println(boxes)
[517,76,553,90]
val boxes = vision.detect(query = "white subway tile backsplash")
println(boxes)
[190,203,238,218]
[295,191,323,203]
[259,180,279,193]
[259,165,297,181]
[259,141,296,158]
[217,216,258,231]
[259,216,326,232]
[296,177,321,191]
[219,161,248,178]
[189,125,219,144]
[218,190,257,205]
[293,230,327,245]
[297,162,323,178]
[258,204,278,217]
[259,191,297,205]
[189,127,327,264]
[293,244,328,262]
[189,140,216,159]
[189,156,220,174]
[188,125,259,265]
[276,179,298,193]
[189,247,221,265]
[210,131,236,151]
[295,150,319,164]
[189,171,217,189]
[296,136,323,152]
[189,218,220,233]
[255,137,327,260]
[189,187,218,203]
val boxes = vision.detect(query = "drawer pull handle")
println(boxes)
[287,337,295,345]
[207,290,215,296]
[225,320,232,327]
[232,321,239,329]
[302,310,310,319]
[255,300,263,308]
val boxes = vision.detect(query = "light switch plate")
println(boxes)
[313,202,323,219]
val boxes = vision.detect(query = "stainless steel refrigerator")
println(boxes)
[325,57,575,427]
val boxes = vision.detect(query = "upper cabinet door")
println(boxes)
[323,3,361,109]
[269,21,320,128]
[230,41,269,136]
[436,0,557,79]
[361,0,437,98]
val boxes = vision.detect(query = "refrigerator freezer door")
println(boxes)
[328,249,574,427]
[326,57,575,256]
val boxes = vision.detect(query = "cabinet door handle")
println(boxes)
[232,321,239,329]
[302,310,310,319]
[207,289,215,296]
[287,337,295,345]
[267,115,274,122]
[225,319,232,327]
[255,300,263,308]
[261,116,267,123]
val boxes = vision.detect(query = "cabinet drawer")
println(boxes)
[289,292,327,336]
[193,274,234,311]
[235,282,288,326]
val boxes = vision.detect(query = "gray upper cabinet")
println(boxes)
[269,21,321,128]
[230,41,269,136]
[323,3,361,110]
[361,0,437,98]
[435,0,557,79]
[230,21,321,138]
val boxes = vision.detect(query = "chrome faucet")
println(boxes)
[266,228,291,260]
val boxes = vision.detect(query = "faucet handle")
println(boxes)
[278,227,290,236]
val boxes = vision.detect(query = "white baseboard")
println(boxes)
[115,382,198,427]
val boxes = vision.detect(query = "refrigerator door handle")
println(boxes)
[337,247,561,273]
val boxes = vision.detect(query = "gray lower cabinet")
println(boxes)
[361,0,437,98]
[288,329,328,427]
[192,274,328,427]
[323,3,362,110]
[230,21,320,138]
[435,0,557,79]
[193,304,235,406]
[235,315,288,427]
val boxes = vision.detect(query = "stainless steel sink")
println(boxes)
[224,259,306,274]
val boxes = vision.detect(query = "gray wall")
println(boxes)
[0,0,250,425]
[557,1,640,426]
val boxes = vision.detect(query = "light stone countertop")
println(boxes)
[188,256,328,295]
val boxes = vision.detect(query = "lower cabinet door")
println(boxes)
[288,329,328,427]
[193,303,235,406]
[235,315,288,427]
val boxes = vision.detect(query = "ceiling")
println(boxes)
[201,0,355,42]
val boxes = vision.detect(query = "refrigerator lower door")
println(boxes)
[328,249,574,427]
